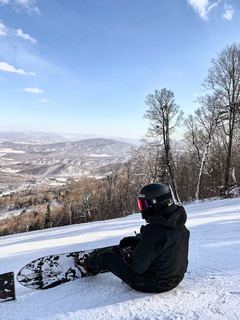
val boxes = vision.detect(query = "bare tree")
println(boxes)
[130,140,162,183]
[203,43,240,191]
[194,94,221,200]
[144,88,183,202]
[184,114,202,162]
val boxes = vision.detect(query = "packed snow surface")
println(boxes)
[1,198,240,319]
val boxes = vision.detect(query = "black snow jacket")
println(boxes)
[129,205,190,292]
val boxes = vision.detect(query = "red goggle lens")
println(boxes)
[137,199,149,211]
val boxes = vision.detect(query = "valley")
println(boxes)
[0,133,134,194]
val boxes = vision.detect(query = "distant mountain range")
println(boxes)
[0,131,140,145]
[0,133,137,192]
[0,131,68,144]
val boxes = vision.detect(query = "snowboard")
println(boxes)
[17,245,116,290]
[0,272,15,303]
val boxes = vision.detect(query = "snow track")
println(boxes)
[1,198,240,319]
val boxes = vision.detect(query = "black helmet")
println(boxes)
[137,183,174,220]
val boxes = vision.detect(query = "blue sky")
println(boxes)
[0,0,239,139]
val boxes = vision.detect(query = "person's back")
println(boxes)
[129,186,190,292]
[84,182,190,293]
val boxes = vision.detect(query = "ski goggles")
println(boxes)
[137,198,149,212]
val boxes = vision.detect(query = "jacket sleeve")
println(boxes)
[129,224,159,274]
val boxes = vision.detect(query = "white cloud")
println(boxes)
[0,61,35,75]
[0,22,7,36]
[222,5,234,20]
[0,0,39,14]
[38,99,48,103]
[123,119,132,123]
[23,87,43,93]
[187,0,220,20]
[0,21,37,43]
[16,28,36,43]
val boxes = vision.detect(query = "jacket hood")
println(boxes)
[147,205,187,228]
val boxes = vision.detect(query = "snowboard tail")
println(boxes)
[17,246,115,290]
[0,272,15,303]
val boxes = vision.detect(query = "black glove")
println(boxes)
[119,236,140,266]
[119,236,140,251]
[121,248,133,266]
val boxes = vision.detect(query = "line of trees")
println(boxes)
[143,43,240,202]
[0,170,145,236]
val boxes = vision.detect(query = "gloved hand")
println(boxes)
[119,235,140,266]
[119,236,140,251]
[121,247,134,266]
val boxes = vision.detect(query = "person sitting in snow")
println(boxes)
[82,183,190,293]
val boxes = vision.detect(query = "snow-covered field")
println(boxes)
[1,198,240,320]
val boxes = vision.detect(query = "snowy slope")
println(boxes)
[0,198,240,320]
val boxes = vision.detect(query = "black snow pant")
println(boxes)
[85,246,168,293]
